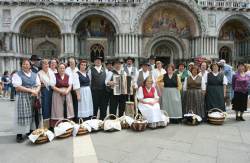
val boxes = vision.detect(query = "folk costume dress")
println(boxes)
[51,73,74,123]
[162,73,183,121]
[152,68,166,96]
[204,72,228,112]
[12,71,42,134]
[38,69,55,127]
[232,72,250,112]
[183,75,206,118]
[75,71,93,118]
[137,86,164,125]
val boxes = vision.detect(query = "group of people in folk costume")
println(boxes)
[13,54,250,142]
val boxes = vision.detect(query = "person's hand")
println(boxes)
[30,89,38,96]
[77,93,81,101]
[108,81,115,86]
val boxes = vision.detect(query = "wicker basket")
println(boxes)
[131,114,148,131]
[55,119,74,138]
[208,108,226,125]
[77,118,89,136]
[183,111,199,126]
[32,128,49,144]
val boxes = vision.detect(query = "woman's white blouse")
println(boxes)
[203,72,228,85]
[65,67,79,90]
[50,73,73,87]
[38,69,56,88]
[183,75,206,91]
[12,71,41,87]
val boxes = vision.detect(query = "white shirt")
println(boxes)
[65,67,79,90]
[137,86,159,100]
[87,65,104,83]
[74,71,88,90]
[203,72,228,87]
[183,75,206,91]
[12,71,41,87]
[38,69,56,88]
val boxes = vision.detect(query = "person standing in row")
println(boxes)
[135,60,153,88]
[152,60,166,96]
[175,63,189,84]
[12,59,41,142]
[205,63,228,113]
[199,61,209,79]
[183,65,206,119]
[162,64,182,123]
[51,63,74,126]
[75,60,93,120]
[232,63,250,121]
[88,56,107,120]
[38,59,55,129]
[65,57,79,122]
[106,59,127,117]
[50,58,58,73]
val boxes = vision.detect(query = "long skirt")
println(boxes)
[138,98,164,123]
[183,89,205,118]
[205,85,225,112]
[78,86,93,118]
[232,91,248,112]
[41,87,53,120]
[15,92,42,134]
[162,88,182,119]
[51,88,74,120]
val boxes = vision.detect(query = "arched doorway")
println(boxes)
[151,40,180,65]
[90,44,104,62]
[20,16,61,57]
[76,15,116,61]
[219,46,232,64]
[218,18,250,64]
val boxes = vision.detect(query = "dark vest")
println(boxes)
[77,71,90,87]
[91,67,106,90]
[163,73,178,88]
[55,73,69,88]
[207,72,223,86]
[124,66,136,77]
[187,76,202,89]
[17,71,37,88]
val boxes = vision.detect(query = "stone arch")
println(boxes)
[71,8,121,34]
[11,8,64,33]
[217,13,250,37]
[144,33,186,60]
[133,0,205,35]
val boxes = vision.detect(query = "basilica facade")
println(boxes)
[0,0,250,73]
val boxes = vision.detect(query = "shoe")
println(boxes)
[16,134,24,143]
[240,117,246,121]
[236,116,241,121]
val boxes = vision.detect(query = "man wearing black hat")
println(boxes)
[105,59,127,117]
[88,56,107,120]
[30,55,41,73]
[124,57,137,101]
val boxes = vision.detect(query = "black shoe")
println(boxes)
[240,117,246,121]
[16,134,24,143]
[236,116,241,121]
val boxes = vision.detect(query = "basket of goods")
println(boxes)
[183,111,202,126]
[207,108,227,125]
[84,116,103,132]
[54,119,74,138]
[28,128,54,144]
[72,118,92,136]
[119,115,135,129]
[103,114,122,132]
[131,114,148,131]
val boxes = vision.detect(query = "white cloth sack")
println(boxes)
[54,122,74,137]
[72,123,92,136]
[84,119,103,131]
[28,130,54,143]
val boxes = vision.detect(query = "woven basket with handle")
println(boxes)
[208,108,226,125]
[77,118,89,136]
[55,119,74,138]
[131,114,147,131]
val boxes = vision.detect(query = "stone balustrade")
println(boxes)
[198,0,250,10]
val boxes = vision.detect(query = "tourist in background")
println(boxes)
[1,71,11,98]
[10,70,17,101]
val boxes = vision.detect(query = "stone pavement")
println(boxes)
[1,99,250,163]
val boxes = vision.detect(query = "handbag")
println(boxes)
[103,114,121,131]
[33,97,41,111]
